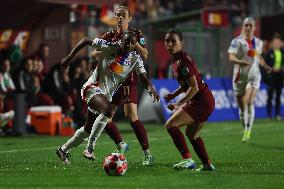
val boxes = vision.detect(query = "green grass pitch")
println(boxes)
[0,120,284,189]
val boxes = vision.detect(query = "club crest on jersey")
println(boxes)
[247,49,257,57]
[109,54,132,74]
[246,38,257,57]
[140,38,145,45]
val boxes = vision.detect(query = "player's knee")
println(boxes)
[185,126,199,139]
[125,112,138,122]
[188,132,198,140]
[99,103,112,118]
[185,128,192,139]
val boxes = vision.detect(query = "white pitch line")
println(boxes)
[0,138,160,154]
[0,124,283,154]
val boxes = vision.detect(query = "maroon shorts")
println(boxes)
[111,85,138,105]
[181,92,215,123]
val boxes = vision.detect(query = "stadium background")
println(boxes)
[1,1,284,189]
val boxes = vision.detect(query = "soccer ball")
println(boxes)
[103,153,128,176]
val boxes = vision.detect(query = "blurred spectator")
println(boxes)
[0,58,15,129]
[33,43,50,75]
[146,0,158,20]
[264,33,284,120]
[0,58,15,112]
[33,56,45,82]
[68,58,92,126]
[13,57,53,107]
[0,110,15,129]
[0,58,16,95]
[43,63,75,116]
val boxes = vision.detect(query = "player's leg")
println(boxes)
[234,81,248,130]
[124,102,153,165]
[243,86,258,142]
[165,108,196,170]
[57,109,95,164]
[105,104,129,153]
[104,89,129,154]
[124,84,154,165]
[84,93,112,159]
[185,123,215,171]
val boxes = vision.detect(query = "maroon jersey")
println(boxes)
[101,27,146,86]
[173,50,211,101]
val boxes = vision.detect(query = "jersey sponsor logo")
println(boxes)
[95,88,102,93]
[108,54,133,74]
[93,38,111,47]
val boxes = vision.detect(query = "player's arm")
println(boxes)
[134,56,159,102]
[260,55,272,73]
[228,39,249,66]
[61,37,93,70]
[228,53,250,66]
[135,42,148,60]
[164,87,183,102]
[167,76,198,111]
[138,72,159,102]
[135,32,148,60]
[178,76,199,104]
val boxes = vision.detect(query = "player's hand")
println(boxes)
[163,93,175,102]
[60,55,72,71]
[266,66,272,74]
[148,86,160,102]
[241,60,250,66]
[167,103,180,111]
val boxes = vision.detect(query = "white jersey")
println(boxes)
[228,35,263,81]
[82,38,146,102]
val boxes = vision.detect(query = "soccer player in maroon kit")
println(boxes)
[88,6,154,165]
[163,29,215,171]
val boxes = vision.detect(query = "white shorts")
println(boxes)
[233,76,261,96]
[81,82,103,104]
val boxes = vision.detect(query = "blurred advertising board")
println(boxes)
[0,30,30,50]
[152,78,284,122]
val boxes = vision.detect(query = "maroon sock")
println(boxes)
[167,127,191,159]
[130,120,149,150]
[189,137,211,165]
[105,122,123,144]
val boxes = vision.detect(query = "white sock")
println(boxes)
[143,149,151,155]
[117,142,126,149]
[247,104,255,132]
[61,127,89,152]
[239,107,248,130]
[86,114,110,150]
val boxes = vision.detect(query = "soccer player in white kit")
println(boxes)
[56,32,159,164]
[228,17,272,142]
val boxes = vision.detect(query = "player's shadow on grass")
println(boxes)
[247,142,284,151]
